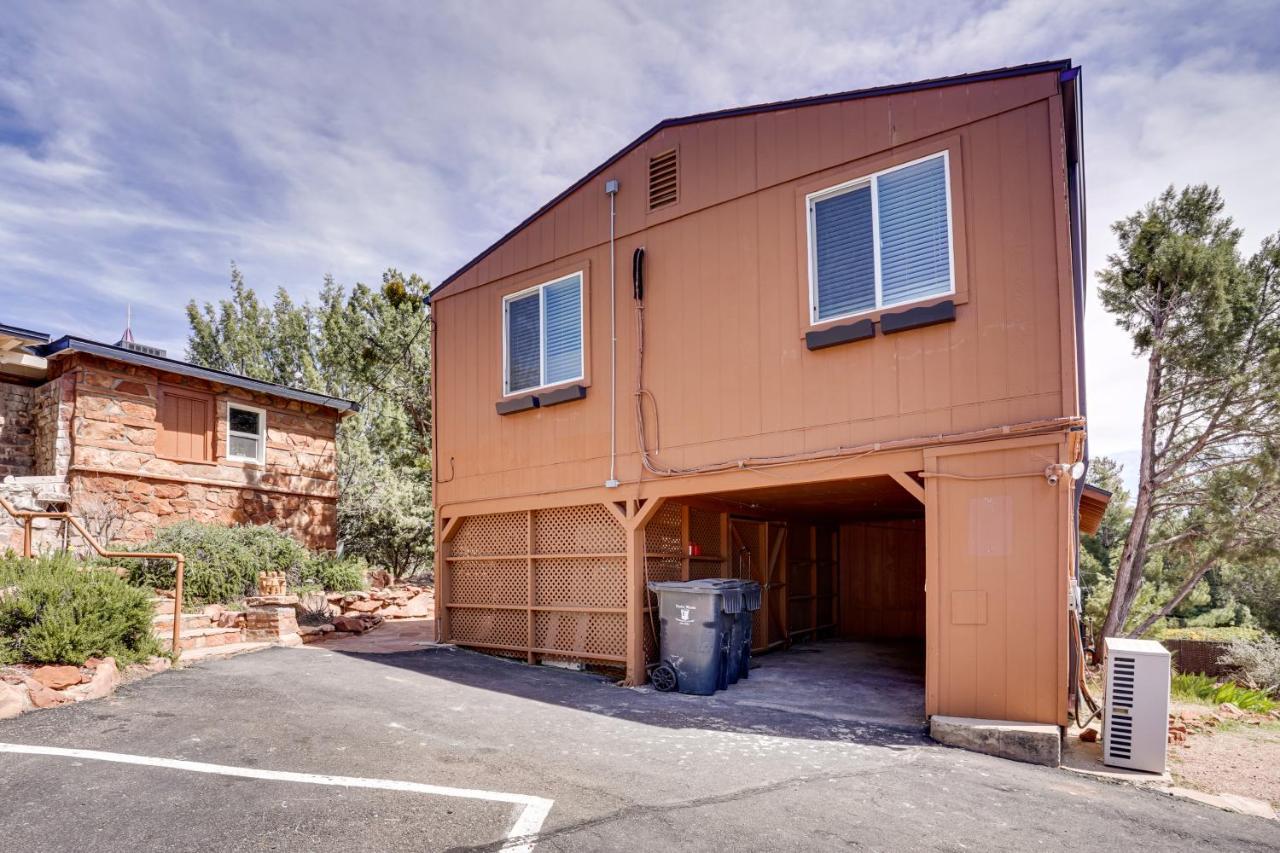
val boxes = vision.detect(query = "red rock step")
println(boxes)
[158,626,244,652]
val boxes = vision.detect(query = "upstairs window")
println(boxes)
[808,152,953,323]
[503,272,583,395]
[227,403,266,463]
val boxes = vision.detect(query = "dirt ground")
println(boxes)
[1167,700,1280,810]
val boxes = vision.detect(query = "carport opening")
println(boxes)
[647,475,925,726]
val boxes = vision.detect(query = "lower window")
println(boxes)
[227,403,266,463]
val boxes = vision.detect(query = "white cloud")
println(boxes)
[0,1,1277,489]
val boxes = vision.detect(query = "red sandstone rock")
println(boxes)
[331,615,367,633]
[22,678,71,709]
[1078,728,1098,743]
[31,665,83,691]
[0,680,26,719]
[347,599,383,613]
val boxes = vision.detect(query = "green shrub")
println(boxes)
[1159,626,1262,642]
[0,553,161,666]
[301,554,367,592]
[1171,672,1276,713]
[129,521,310,605]
[1220,634,1280,695]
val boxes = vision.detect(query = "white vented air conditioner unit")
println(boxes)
[1103,637,1170,773]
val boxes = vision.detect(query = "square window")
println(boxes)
[227,404,266,463]
[503,272,583,395]
[809,152,953,323]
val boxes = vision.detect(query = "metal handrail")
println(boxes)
[0,493,185,656]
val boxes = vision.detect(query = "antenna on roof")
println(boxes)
[115,306,166,358]
[120,305,135,344]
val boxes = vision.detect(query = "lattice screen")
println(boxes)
[444,504,627,666]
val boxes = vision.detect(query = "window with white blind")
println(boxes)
[807,152,954,324]
[503,271,583,395]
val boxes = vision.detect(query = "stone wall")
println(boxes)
[33,374,73,478]
[0,380,35,479]
[61,354,341,550]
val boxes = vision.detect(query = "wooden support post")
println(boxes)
[624,496,666,686]
[22,515,32,558]
[436,515,462,644]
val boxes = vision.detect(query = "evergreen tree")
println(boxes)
[1098,186,1280,641]
[186,265,434,579]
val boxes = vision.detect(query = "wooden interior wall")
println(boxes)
[838,519,925,639]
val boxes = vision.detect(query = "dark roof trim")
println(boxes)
[430,59,1073,301]
[0,322,51,344]
[34,336,361,414]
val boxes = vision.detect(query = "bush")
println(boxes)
[0,553,161,666]
[129,522,310,605]
[301,554,367,592]
[1220,634,1280,695]
[1171,672,1276,713]
[128,522,371,604]
[1158,626,1262,642]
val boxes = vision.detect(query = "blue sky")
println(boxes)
[2,1,1279,489]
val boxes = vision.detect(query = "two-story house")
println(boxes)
[429,60,1096,731]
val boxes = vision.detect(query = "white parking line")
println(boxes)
[0,742,553,852]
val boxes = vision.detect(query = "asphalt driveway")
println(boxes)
[0,644,1275,851]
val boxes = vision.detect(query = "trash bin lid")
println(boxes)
[647,579,744,612]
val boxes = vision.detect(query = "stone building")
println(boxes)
[0,322,358,553]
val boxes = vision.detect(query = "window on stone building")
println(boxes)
[226,403,266,464]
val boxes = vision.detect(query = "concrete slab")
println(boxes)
[931,715,1062,766]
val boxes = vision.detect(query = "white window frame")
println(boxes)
[806,150,955,325]
[501,271,584,396]
[226,402,267,464]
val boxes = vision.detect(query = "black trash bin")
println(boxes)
[735,580,762,680]
[647,579,742,695]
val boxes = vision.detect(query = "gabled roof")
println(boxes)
[33,335,360,414]
[429,59,1075,302]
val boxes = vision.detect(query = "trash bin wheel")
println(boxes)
[651,663,678,692]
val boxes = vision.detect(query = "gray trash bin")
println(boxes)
[736,581,762,680]
[647,579,743,695]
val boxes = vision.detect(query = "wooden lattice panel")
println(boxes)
[534,558,626,608]
[444,504,629,668]
[645,501,682,555]
[449,607,528,649]
[688,559,726,580]
[450,560,527,606]
[534,504,625,554]
[451,512,527,556]
[688,507,723,557]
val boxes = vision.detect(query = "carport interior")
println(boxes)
[644,475,926,720]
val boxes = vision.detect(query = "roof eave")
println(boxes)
[36,336,361,414]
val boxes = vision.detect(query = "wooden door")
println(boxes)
[729,518,789,651]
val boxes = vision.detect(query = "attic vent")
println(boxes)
[118,340,167,358]
[648,149,678,210]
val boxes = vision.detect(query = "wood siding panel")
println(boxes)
[435,74,1076,512]
[925,437,1069,726]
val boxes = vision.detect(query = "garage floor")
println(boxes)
[728,639,925,731]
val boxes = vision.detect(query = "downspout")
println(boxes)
[605,179,620,488]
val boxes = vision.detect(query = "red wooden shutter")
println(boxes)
[156,386,212,462]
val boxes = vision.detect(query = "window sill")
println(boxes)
[804,299,957,352]
[495,383,587,415]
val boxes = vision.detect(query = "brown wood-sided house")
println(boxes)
[0,323,358,553]
[430,61,1103,731]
